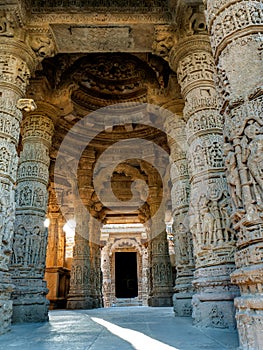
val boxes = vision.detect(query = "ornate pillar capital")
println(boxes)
[169,34,213,74]
[206,0,263,61]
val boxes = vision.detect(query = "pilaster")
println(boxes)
[206,1,263,347]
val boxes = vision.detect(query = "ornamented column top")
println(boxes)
[206,0,263,60]
[169,34,213,76]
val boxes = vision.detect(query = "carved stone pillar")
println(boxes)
[164,109,195,316]
[0,24,36,331]
[46,213,61,268]
[170,35,239,328]
[147,182,173,307]
[101,243,112,307]
[206,1,263,347]
[45,213,68,308]
[141,245,149,306]
[67,205,93,309]
[89,217,102,308]
[10,104,55,322]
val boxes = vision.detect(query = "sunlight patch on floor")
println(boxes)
[91,317,180,350]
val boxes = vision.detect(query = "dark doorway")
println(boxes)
[115,252,138,298]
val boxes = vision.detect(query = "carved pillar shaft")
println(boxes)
[141,245,149,306]
[10,105,54,322]
[89,217,102,308]
[46,213,65,268]
[206,1,263,348]
[170,35,239,328]
[0,37,35,331]
[101,244,111,307]
[164,110,195,316]
[67,205,92,309]
[148,188,173,307]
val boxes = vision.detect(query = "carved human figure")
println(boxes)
[177,222,188,263]
[224,145,243,209]
[247,135,263,195]
[201,204,215,245]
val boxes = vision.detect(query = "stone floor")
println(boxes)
[0,307,239,350]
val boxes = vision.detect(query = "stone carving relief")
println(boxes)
[152,25,176,61]
[17,183,47,209]
[29,0,167,11]
[0,11,16,37]
[179,5,207,37]
[189,187,236,268]
[28,34,56,59]
[186,110,223,136]
[177,52,216,93]
[0,195,14,271]
[16,99,37,112]
[224,96,263,229]
[188,134,224,176]
[0,142,18,182]
[209,304,227,328]
[0,55,30,93]
[12,218,47,269]
[174,219,191,266]
[210,1,263,54]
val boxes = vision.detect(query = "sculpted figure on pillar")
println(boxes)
[205,1,263,348]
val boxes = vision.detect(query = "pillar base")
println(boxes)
[234,296,263,350]
[192,294,237,329]
[12,297,49,323]
[67,294,96,309]
[173,291,193,317]
[148,295,172,307]
[192,265,239,329]
[11,277,49,323]
[0,271,13,334]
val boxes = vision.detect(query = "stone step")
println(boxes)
[113,298,143,307]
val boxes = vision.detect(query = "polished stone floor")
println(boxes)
[0,307,239,350]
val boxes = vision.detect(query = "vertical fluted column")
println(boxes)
[164,109,195,316]
[169,35,239,328]
[0,32,35,331]
[10,104,55,322]
[206,1,263,347]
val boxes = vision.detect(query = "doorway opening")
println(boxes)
[115,252,138,298]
